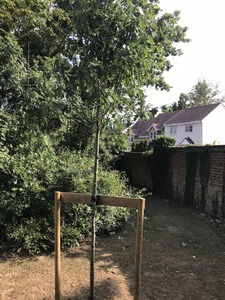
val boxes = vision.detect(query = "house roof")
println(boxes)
[150,111,179,128]
[164,103,221,125]
[131,120,152,137]
[180,137,194,145]
[132,111,179,138]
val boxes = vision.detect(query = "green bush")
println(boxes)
[0,135,133,255]
[151,136,175,195]
[131,140,152,152]
[151,136,176,152]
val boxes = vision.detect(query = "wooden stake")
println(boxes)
[134,198,145,300]
[90,200,96,300]
[54,192,145,300]
[55,191,61,300]
[90,103,100,300]
[59,192,142,209]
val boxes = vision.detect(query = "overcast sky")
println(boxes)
[145,0,225,107]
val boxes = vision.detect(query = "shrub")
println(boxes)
[151,136,175,152]
[0,137,133,255]
[131,140,152,152]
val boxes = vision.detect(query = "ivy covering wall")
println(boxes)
[119,145,225,219]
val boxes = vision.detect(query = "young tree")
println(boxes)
[1,1,189,298]
[56,2,189,297]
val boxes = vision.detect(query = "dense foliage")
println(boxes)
[0,140,132,254]
[0,0,188,254]
[131,140,152,152]
[131,135,175,152]
[151,135,176,151]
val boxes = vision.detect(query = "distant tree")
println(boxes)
[150,107,159,117]
[134,102,154,120]
[171,78,225,110]
[171,93,189,111]
[161,104,172,112]
[188,78,225,106]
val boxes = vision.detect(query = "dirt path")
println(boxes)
[1,196,225,299]
[141,198,225,300]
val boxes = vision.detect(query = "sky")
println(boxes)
[145,0,225,108]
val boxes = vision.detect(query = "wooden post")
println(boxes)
[55,191,61,300]
[54,192,145,300]
[134,198,145,300]
[90,101,100,300]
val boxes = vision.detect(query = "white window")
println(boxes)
[185,125,193,132]
[170,126,177,134]
[150,132,156,139]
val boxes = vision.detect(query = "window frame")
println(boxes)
[150,131,156,139]
[170,126,177,135]
[185,125,193,132]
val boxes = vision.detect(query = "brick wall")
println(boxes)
[118,146,225,219]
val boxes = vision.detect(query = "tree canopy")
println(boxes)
[0,0,189,133]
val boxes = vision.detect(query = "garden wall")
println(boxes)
[118,146,225,219]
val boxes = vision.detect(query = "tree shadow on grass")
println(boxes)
[61,277,132,300]
[61,219,138,299]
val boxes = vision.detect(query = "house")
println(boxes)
[164,103,225,145]
[130,111,178,142]
[130,103,225,146]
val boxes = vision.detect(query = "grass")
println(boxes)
[1,196,225,299]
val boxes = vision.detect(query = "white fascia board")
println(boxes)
[130,118,140,128]
[164,120,201,127]
[147,124,157,131]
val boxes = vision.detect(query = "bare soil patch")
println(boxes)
[1,196,225,299]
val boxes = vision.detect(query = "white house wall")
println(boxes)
[164,122,202,145]
[202,104,225,145]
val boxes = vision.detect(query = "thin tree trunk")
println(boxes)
[90,103,100,300]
